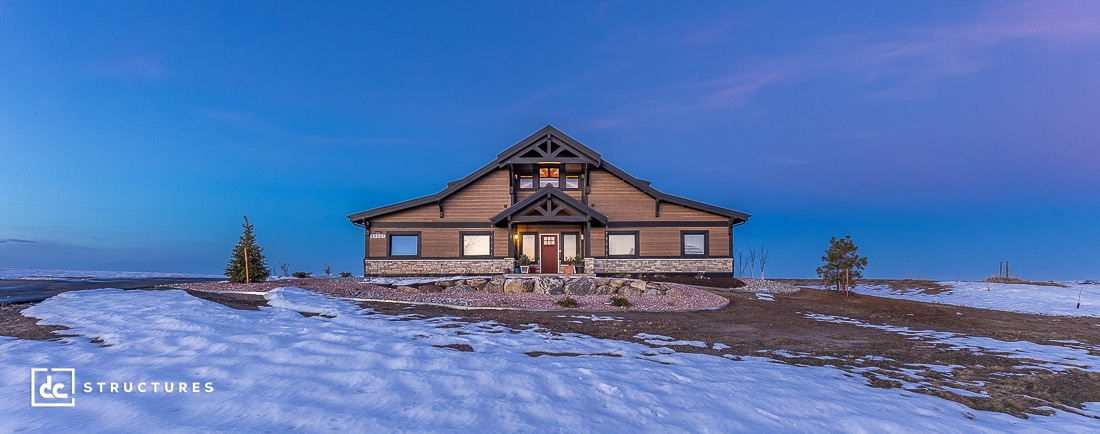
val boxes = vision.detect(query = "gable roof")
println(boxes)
[490,186,608,227]
[348,125,750,225]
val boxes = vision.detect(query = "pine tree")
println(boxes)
[224,216,271,283]
[816,235,868,292]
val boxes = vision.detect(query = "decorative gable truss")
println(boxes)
[490,186,608,226]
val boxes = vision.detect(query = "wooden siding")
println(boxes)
[369,227,510,258]
[371,169,511,223]
[586,170,727,222]
[593,226,729,257]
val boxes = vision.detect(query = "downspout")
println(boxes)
[729,219,746,276]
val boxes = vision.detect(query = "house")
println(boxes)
[347,126,750,276]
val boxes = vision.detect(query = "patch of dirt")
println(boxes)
[433,343,474,352]
[525,351,622,358]
[0,303,68,341]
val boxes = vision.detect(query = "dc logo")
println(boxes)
[31,368,76,407]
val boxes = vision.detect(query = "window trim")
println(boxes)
[387,231,421,258]
[606,230,640,258]
[459,231,494,258]
[680,230,709,257]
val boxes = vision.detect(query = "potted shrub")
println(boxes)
[517,254,532,274]
[567,256,585,274]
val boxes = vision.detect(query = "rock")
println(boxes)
[594,278,610,286]
[644,289,660,296]
[444,284,476,293]
[646,282,669,294]
[609,279,624,288]
[504,278,534,294]
[396,285,418,293]
[417,284,444,293]
[535,276,564,295]
[622,286,643,296]
[628,279,647,291]
[666,288,683,297]
[466,278,488,290]
[485,276,505,293]
[564,277,594,296]
[594,285,614,295]
[437,280,455,288]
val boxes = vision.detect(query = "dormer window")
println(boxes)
[518,175,533,189]
[538,166,560,188]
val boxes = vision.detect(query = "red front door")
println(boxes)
[540,235,558,274]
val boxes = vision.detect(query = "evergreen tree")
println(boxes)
[816,235,868,292]
[224,216,271,283]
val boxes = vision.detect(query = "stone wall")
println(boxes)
[592,258,733,274]
[366,259,515,276]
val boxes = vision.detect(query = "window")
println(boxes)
[682,231,708,256]
[539,166,559,188]
[389,233,419,257]
[518,175,533,189]
[565,176,580,189]
[607,232,638,257]
[461,232,492,257]
[562,233,578,261]
[521,233,537,260]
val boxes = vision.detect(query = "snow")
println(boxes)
[0,267,221,280]
[828,281,1100,317]
[2,287,1097,432]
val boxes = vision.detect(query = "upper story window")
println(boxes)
[516,164,581,191]
[539,167,559,188]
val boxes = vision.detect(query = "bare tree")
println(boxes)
[759,243,770,280]
[748,247,757,280]
[323,262,332,276]
[734,250,747,278]
[278,261,290,277]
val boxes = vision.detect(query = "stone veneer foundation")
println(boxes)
[590,258,734,274]
[366,259,515,276]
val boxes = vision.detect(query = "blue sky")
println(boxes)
[2,1,1098,279]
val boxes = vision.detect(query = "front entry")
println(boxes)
[540,235,558,273]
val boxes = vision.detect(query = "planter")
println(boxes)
[564,265,575,274]
[514,267,521,274]
[520,266,530,274]
[575,265,585,274]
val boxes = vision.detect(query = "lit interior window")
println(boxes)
[539,167,559,188]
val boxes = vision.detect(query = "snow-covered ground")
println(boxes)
[2,287,1096,432]
[829,281,1100,317]
[0,268,222,280]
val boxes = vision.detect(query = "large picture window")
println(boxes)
[681,231,708,256]
[521,233,537,260]
[388,233,420,257]
[562,233,578,261]
[461,232,492,257]
[607,232,638,257]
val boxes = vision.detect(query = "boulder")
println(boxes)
[444,284,476,293]
[485,276,505,293]
[609,279,624,288]
[621,286,643,296]
[594,285,614,295]
[534,276,564,295]
[417,284,444,293]
[645,282,669,294]
[503,278,534,294]
[594,277,610,286]
[396,285,418,293]
[466,278,488,290]
[437,280,455,288]
[665,287,684,297]
[628,279,647,291]
[564,277,594,296]
[644,289,660,296]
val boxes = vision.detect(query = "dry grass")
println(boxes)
[983,276,1069,288]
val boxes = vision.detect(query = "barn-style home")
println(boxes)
[348,126,750,276]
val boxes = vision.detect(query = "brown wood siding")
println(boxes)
[594,226,729,257]
[371,169,511,223]
[369,227,510,258]
[587,170,726,222]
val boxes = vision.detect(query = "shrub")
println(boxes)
[556,297,578,308]
[609,296,631,308]
[292,271,312,278]
[339,271,353,278]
